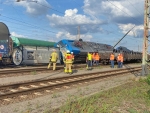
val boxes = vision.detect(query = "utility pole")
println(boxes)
[142,0,150,76]
[78,26,80,40]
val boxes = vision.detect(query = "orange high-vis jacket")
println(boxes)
[117,55,122,61]
[110,54,114,60]
[120,55,123,62]
[95,54,100,60]
[92,53,95,60]
[65,53,73,63]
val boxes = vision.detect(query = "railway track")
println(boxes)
[0,66,141,106]
[0,64,113,78]
[0,64,87,75]
[0,63,142,75]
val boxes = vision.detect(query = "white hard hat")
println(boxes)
[67,50,70,53]
[71,52,73,54]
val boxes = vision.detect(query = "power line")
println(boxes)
[106,0,143,24]
[0,14,57,34]
[35,2,64,15]
[126,0,143,16]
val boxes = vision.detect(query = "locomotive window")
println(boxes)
[58,41,65,47]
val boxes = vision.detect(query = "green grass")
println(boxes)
[51,80,150,113]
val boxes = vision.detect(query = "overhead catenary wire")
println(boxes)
[0,17,54,33]
[0,14,57,34]
[106,0,143,24]
[126,0,144,16]
[0,0,59,36]
[105,0,144,42]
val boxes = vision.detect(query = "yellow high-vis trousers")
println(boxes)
[47,62,56,70]
[65,63,72,73]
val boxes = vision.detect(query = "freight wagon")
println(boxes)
[0,22,61,65]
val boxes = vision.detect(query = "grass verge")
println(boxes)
[50,78,150,113]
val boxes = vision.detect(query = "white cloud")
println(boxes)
[14,0,50,16]
[83,0,143,24]
[87,0,142,16]
[64,9,78,17]
[47,8,103,26]
[47,8,105,35]
[56,31,93,41]
[101,1,133,17]
[118,24,143,38]
[82,0,144,41]
[56,32,65,39]
[46,0,144,37]
[11,32,24,37]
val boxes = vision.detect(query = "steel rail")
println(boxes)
[0,64,87,74]
[0,63,142,75]
[0,67,141,100]
[0,66,141,89]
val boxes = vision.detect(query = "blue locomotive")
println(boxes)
[56,39,114,63]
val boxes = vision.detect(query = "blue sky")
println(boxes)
[0,0,145,51]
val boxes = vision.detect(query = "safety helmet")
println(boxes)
[71,52,73,54]
[67,50,70,53]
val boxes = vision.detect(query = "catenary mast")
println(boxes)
[142,0,150,75]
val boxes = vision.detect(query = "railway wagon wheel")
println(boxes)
[12,48,23,65]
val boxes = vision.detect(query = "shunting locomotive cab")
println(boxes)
[0,22,12,65]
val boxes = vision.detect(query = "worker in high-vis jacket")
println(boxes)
[64,50,73,74]
[95,52,100,65]
[120,53,124,68]
[86,52,92,70]
[117,53,121,68]
[110,53,115,68]
[47,49,58,70]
